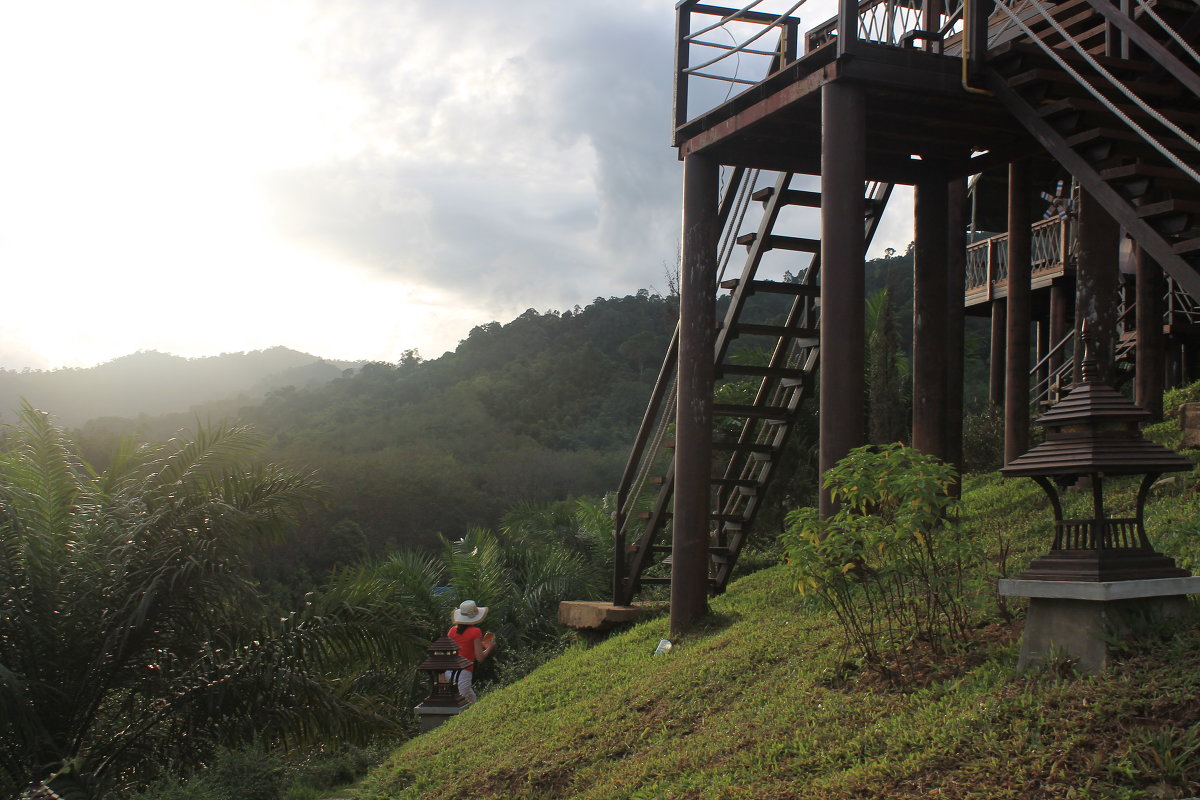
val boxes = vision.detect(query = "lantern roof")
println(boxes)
[1002,338,1193,477]
[416,636,472,672]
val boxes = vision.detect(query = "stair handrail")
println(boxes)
[611,166,763,602]
[1132,0,1200,70]
[991,0,1200,184]
[1030,328,1076,409]
[1085,0,1200,97]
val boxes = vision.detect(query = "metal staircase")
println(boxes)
[983,0,1200,303]
[611,171,891,605]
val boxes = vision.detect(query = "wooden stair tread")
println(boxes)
[732,322,819,339]
[717,363,808,380]
[720,278,820,296]
[713,404,792,420]
[1007,68,1183,100]
[1039,97,1200,129]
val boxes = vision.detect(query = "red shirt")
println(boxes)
[447,625,482,670]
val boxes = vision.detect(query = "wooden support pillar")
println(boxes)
[945,176,968,485]
[1004,160,1032,464]
[672,152,718,636]
[819,80,866,518]
[1049,283,1070,386]
[990,298,1007,406]
[1135,245,1166,420]
[1036,319,1049,396]
[913,177,950,460]
[1075,189,1121,383]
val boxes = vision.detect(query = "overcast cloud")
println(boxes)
[0,0,910,370]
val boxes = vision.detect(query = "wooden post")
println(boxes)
[1075,189,1121,384]
[1049,283,1070,393]
[819,80,866,517]
[913,176,950,460]
[1135,246,1166,420]
[837,0,859,54]
[945,175,968,486]
[990,298,1007,406]
[672,152,718,636]
[1004,160,1032,464]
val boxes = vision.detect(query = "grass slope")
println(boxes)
[355,450,1200,799]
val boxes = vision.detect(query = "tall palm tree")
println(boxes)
[0,407,424,799]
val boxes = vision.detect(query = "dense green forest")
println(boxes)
[54,251,993,591]
[0,251,1032,800]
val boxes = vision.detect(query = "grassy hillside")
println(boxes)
[351,438,1200,799]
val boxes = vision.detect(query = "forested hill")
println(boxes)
[0,347,360,427]
[237,292,679,554]
[74,292,680,566]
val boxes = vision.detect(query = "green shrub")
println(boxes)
[782,444,982,679]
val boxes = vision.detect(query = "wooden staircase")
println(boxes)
[611,171,890,605]
[983,0,1200,303]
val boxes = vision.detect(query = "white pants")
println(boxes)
[443,668,476,704]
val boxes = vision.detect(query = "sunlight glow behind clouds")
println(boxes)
[0,0,909,372]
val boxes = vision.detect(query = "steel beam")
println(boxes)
[672,153,718,636]
[1004,160,1032,464]
[819,81,866,517]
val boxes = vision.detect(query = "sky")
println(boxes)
[0,0,913,371]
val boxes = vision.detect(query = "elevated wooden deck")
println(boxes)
[674,39,1036,184]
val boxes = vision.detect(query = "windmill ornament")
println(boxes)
[1041,179,1075,221]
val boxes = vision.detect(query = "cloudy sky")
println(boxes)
[0,0,911,370]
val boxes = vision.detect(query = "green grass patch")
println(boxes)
[351,422,1200,800]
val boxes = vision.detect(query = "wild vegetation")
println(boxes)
[350,403,1200,799]
[1,270,1138,800]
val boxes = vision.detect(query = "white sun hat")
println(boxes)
[452,600,489,625]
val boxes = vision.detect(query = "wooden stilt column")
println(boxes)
[1075,189,1121,384]
[1004,160,1032,464]
[672,152,718,636]
[945,175,967,483]
[913,176,950,460]
[1036,320,1049,397]
[819,80,866,518]
[990,298,1007,406]
[1049,283,1069,396]
[1135,246,1166,420]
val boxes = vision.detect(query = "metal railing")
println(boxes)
[805,0,965,52]
[674,1,804,131]
[1030,329,1075,409]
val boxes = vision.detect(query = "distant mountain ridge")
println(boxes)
[0,347,365,427]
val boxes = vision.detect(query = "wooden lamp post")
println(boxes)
[413,636,472,731]
[999,335,1199,672]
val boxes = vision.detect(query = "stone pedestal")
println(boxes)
[1180,402,1200,449]
[414,703,466,732]
[999,577,1200,674]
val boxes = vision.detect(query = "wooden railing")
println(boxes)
[1053,517,1147,551]
[963,215,1074,302]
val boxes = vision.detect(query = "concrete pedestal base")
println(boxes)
[414,703,466,732]
[1000,577,1200,674]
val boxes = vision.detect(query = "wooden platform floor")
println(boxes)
[676,40,1037,185]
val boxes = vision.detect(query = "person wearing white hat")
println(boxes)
[446,600,495,705]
